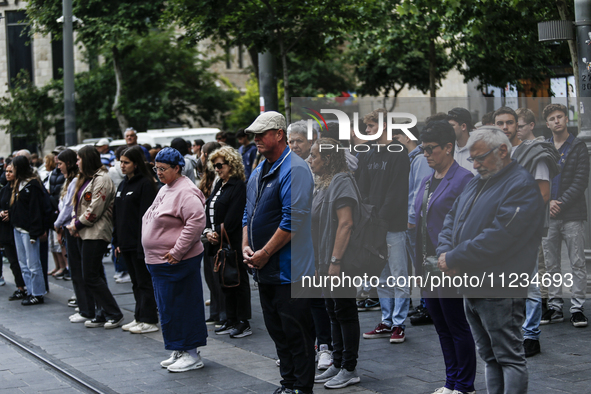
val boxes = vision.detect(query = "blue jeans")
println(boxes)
[14,229,46,297]
[377,231,410,329]
[464,298,527,394]
[523,258,541,340]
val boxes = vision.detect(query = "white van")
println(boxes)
[110,128,220,150]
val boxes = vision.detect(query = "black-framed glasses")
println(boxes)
[153,165,171,173]
[419,144,442,155]
[213,162,228,170]
[467,146,499,163]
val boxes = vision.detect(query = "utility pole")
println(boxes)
[63,0,76,146]
[257,51,278,113]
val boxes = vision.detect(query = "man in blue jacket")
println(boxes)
[242,111,315,394]
[437,126,544,394]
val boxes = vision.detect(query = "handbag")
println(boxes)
[421,179,442,282]
[213,224,240,288]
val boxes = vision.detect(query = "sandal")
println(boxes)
[48,268,59,276]
[52,268,65,277]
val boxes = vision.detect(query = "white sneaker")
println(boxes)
[129,322,159,334]
[69,313,87,323]
[317,345,333,370]
[432,388,454,394]
[167,352,204,372]
[113,272,124,279]
[161,351,182,368]
[115,273,131,283]
[122,320,140,331]
[452,391,475,394]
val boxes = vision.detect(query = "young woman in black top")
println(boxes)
[113,146,159,334]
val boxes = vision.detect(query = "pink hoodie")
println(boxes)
[142,176,206,265]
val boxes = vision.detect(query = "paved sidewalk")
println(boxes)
[0,254,590,393]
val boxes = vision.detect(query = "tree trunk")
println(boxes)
[111,46,128,136]
[429,36,437,115]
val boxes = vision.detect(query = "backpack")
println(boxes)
[343,174,388,278]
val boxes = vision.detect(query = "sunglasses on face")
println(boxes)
[419,144,442,155]
[213,162,228,170]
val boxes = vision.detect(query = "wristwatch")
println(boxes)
[330,256,341,265]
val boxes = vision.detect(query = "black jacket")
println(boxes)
[46,168,65,211]
[205,177,246,254]
[112,174,157,258]
[10,178,45,240]
[356,143,410,232]
[555,137,589,222]
[0,185,15,246]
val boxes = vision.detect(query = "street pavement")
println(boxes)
[0,252,590,394]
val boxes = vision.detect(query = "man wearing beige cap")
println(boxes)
[242,111,316,394]
[95,138,115,167]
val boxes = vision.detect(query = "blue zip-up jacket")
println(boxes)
[437,160,544,297]
[242,146,315,285]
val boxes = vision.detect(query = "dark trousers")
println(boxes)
[203,247,226,321]
[311,297,333,349]
[325,286,359,371]
[425,295,476,393]
[78,239,122,321]
[221,259,251,322]
[66,233,96,318]
[121,251,158,324]
[259,282,315,393]
[40,239,49,292]
[3,244,25,288]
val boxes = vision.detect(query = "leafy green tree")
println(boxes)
[448,0,571,90]
[166,0,372,123]
[48,30,237,138]
[26,0,165,133]
[349,0,453,110]
[0,71,60,151]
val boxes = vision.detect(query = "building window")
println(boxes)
[5,10,33,87]
[51,35,64,80]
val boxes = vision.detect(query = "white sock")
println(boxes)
[186,348,199,360]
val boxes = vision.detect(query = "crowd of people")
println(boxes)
[0,102,587,394]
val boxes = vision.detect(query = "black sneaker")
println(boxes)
[21,295,44,305]
[357,298,369,312]
[540,309,563,325]
[229,321,252,338]
[410,306,433,326]
[523,339,540,357]
[364,298,381,311]
[9,289,26,301]
[63,269,71,281]
[571,311,588,328]
[215,321,234,335]
[84,318,107,328]
[54,270,65,280]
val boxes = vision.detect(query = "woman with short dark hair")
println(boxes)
[414,121,476,394]
[142,147,207,372]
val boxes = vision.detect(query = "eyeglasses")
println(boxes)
[467,146,499,163]
[213,162,228,170]
[419,144,442,155]
[153,165,171,173]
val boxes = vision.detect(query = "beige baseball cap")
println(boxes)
[245,111,286,134]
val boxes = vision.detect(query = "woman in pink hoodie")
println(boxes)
[142,147,207,373]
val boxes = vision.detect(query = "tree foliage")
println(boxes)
[166,0,372,122]
[0,71,60,151]
[448,0,571,90]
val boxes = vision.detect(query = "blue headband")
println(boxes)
[155,147,185,167]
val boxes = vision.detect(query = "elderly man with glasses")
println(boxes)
[437,126,545,394]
